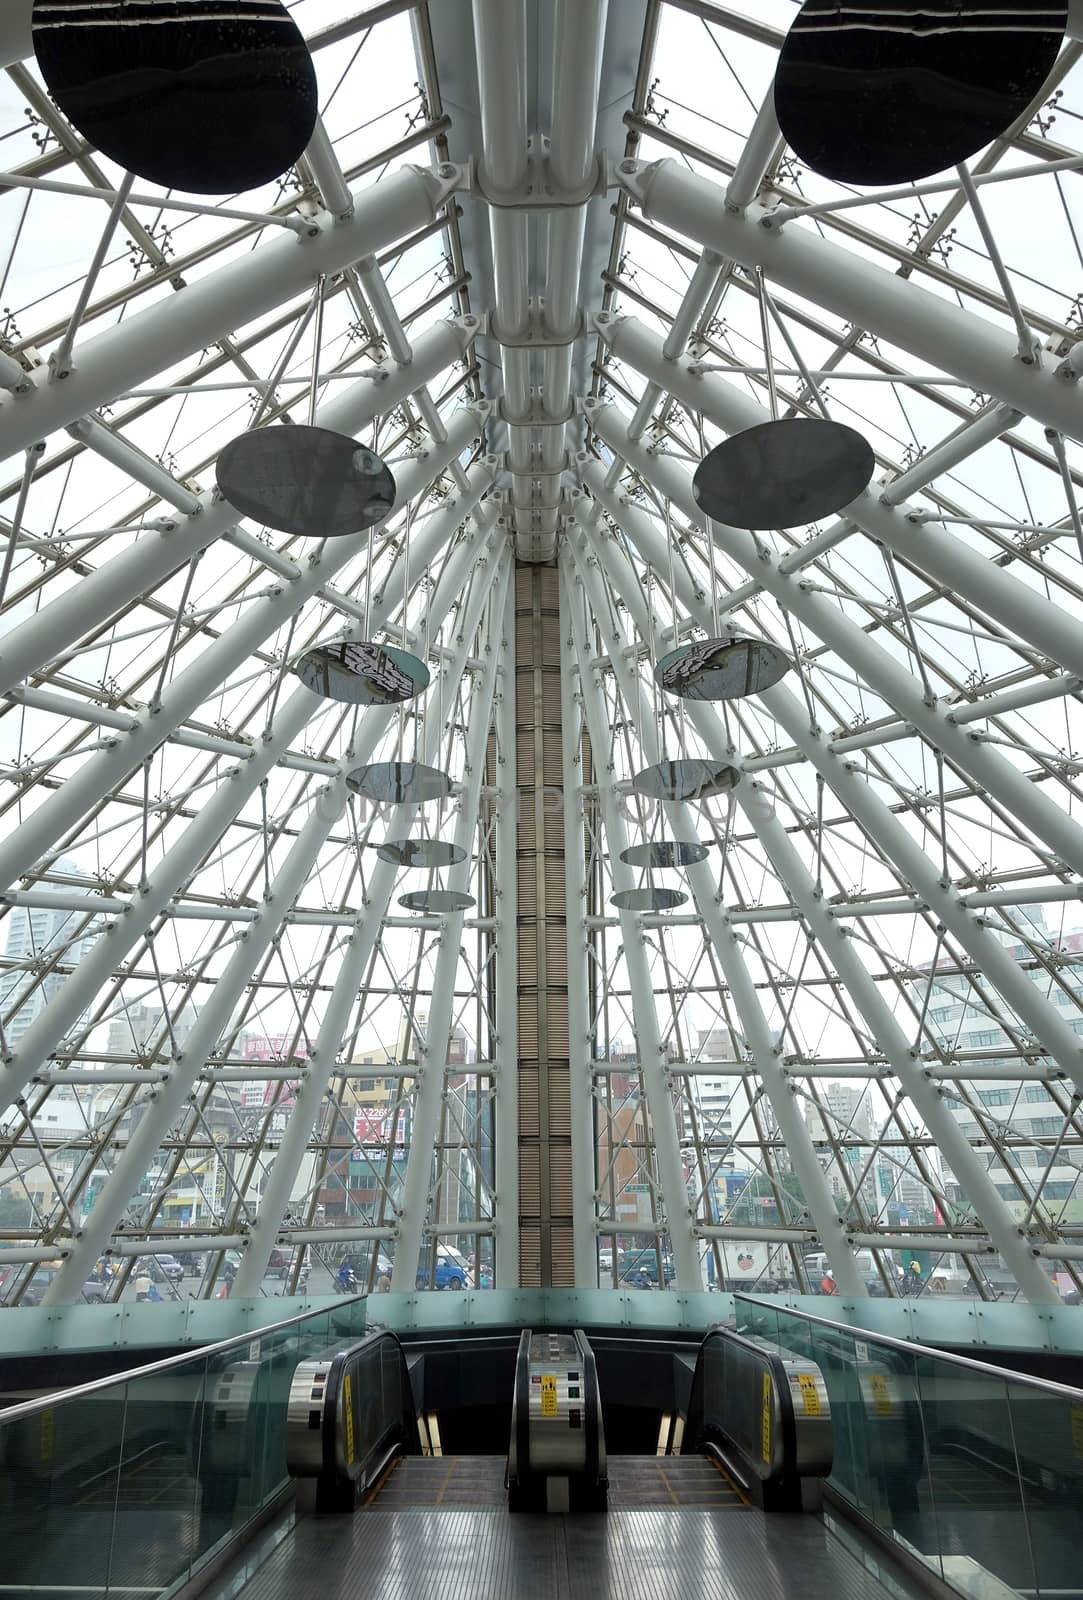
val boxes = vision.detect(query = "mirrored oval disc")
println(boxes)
[620,840,709,869]
[774,1,1066,188]
[32,0,319,196]
[346,762,452,805]
[376,839,467,868]
[216,427,395,538]
[631,760,740,802]
[295,642,429,706]
[655,637,791,702]
[398,890,475,913]
[611,887,688,912]
[693,419,874,530]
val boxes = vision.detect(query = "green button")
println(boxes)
[569,1387,580,1398]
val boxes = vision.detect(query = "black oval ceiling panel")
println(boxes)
[774,1,1067,187]
[693,418,874,530]
[32,0,319,196]
[216,426,395,538]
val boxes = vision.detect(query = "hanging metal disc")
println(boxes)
[774,0,1066,187]
[31,0,318,196]
[346,762,452,805]
[611,887,688,912]
[655,636,791,702]
[620,840,709,869]
[375,839,467,868]
[693,419,874,530]
[398,890,475,913]
[216,426,395,538]
[294,642,429,706]
[631,759,740,802]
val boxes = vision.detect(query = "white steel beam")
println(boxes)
[559,574,598,1286]
[0,164,465,463]
[563,560,702,1293]
[615,159,1083,444]
[0,420,489,906]
[231,545,507,1295]
[582,456,1083,1100]
[38,514,502,1303]
[597,314,1083,681]
[391,557,511,1290]
[586,410,1083,883]
[0,451,493,1107]
[492,557,520,1287]
[0,318,478,696]
[566,512,866,1296]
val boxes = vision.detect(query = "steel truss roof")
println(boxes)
[0,0,1082,1306]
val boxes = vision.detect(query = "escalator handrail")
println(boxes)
[734,1293,1083,1404]
[318,1328,419,1487]
[0,1293,370,1426]
[508,1329,531,1487]
[575,1328,606,1487]
[684,1323,800,1481]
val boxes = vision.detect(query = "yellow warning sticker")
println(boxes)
[1071,1402,1083,1461]
[40,1409,54,1463]
[343,1373,356,1465]
[540,1374,558,1417]
[798,1373,821,1416]
[869,1372,893,1417]
[761,1372,772,1464]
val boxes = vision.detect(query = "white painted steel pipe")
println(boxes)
[575,496,1063,1303]
[598,315,1083,681]
[391,559,511,1291]
[232,548,506,1294]
[0,165,461,464]
[0,417,488,904]
[587,408,1083,881]
[559,585,597,1286]
[563,560,708,1293]
[581,449,1083,1096]
[567,515,867,1297]
[0,318,477,696]
[492,567,520,1287]
[617,159,1083,444]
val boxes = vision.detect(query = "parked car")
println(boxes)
[18,1265,106,1305]
[414,1247,469,1290]
[133,1255,183,1286]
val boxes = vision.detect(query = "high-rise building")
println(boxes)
[0,860,101,1050]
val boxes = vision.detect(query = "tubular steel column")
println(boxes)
[491,557,521,1286]
[566,513,865,1295]
[614,159,1083,444]
[0,166,465,464]
[0,413,488,903]
[597,313,1083,682]
[583,451,1083,1095]
[234,549,504,1293]
[562,560,702,1292]
[559,569,599,1286]
[0,448,493,1102]
[0,318,478,699]
[40,516,502,1302]
[586,407,1083,884]
[391,556,511,1290]
[740,785,1061,1304]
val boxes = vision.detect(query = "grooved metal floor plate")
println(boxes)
[218,1493,926,1600]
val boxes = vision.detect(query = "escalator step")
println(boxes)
[606,1456,747,1509]
[367,1456,507,1508]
